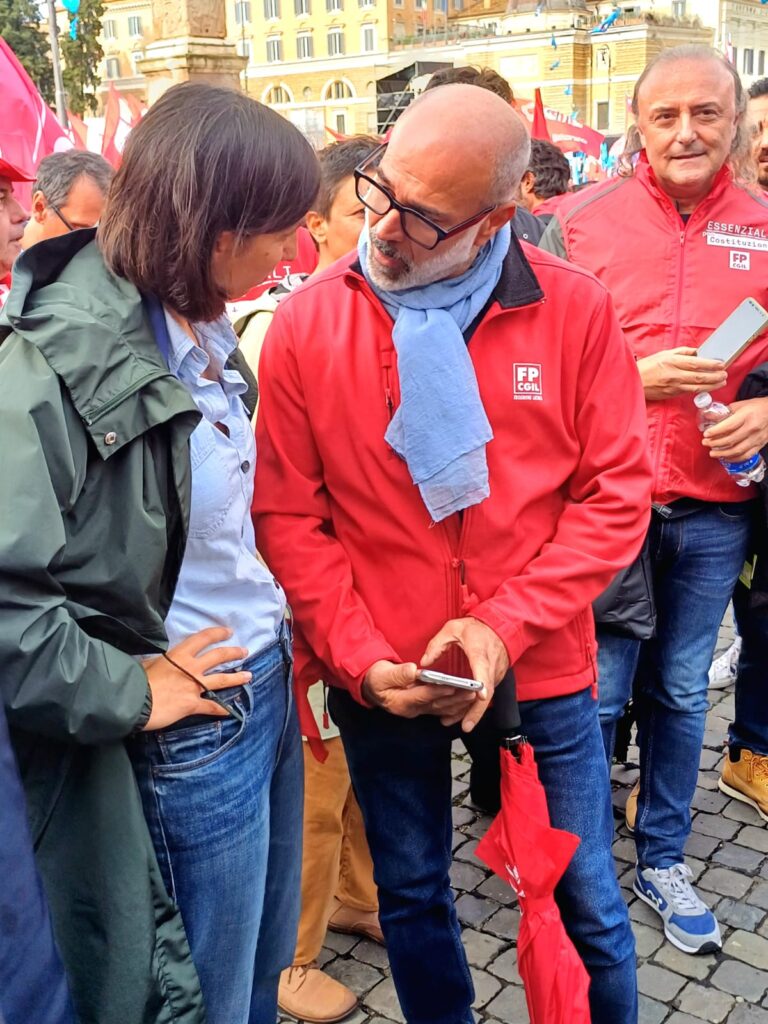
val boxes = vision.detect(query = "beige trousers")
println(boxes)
[294,738,378,965]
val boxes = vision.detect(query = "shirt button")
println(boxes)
[104,431,117,446]
[240,460,251,473]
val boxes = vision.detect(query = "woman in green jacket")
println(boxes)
[0,84,319,1024]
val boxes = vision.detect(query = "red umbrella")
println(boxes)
[476,678,591,1023]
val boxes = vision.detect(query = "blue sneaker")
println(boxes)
[634,864,722,954]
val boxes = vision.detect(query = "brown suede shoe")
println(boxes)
[327,897,385,945]
[278,963,358,1023]
[625,781,639,834]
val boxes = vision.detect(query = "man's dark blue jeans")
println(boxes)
[330,685,637,1024]
[596,502,752,866]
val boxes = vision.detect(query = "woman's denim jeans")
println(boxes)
[330,684,637,1024]
[128,629,302,1024]
[596,502,752,867]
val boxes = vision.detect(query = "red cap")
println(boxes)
[0,157,34,183]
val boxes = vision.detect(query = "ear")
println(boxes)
[305,210,328,248]
[473,201,517,249]
[213,229,237,257]
[520,171,535,197]
[31,190,48,223]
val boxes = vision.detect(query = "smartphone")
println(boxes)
[697,297,768,367]
[416,670,483,692]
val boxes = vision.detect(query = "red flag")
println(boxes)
[67,109,89,150]
[516,96,605,159]
[0,38,70,203]
[532,88,552,142]
[101,83,123,168]
[124,93,146,128]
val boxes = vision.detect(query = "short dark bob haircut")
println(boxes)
[99,83,320,321]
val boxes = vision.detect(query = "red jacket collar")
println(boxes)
[343,228,544,313]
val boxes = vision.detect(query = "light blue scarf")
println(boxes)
[359,223,511,522]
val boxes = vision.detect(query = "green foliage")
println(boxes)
[61,0,104,116]
[0,0,55,104]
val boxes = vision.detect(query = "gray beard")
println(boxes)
[365,218,479,292]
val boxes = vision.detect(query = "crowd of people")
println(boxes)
[1,42,767,1024]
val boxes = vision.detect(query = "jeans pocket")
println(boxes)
[153,702,247,775]
[717,501,754,522]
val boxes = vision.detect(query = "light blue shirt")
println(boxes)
[163,310,285,665]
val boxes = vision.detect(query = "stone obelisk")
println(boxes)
[139,0,246,104]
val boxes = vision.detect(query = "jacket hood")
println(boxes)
[0,229,197,459]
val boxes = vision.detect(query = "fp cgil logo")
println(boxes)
[513,363,543,401]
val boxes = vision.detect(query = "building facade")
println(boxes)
[91,0,768,133]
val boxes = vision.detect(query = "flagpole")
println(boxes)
[46,0,69,129]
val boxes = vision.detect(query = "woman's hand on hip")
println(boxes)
[142,627,251,731]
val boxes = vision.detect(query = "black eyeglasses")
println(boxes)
[48,202,76,232]
[354,144,496,251]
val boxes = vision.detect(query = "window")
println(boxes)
[294,0,310,13]
[327,28,345,55]
[264,0,280,18]
[266,36,283,61]
[297,31,313,57]
[452,0,463,9]
[105,57,120,78]
[393,18,405,36]
[671,0,685,17]
[235,0,251,24]
[434,0,447,11]
[732,46,738,69]
[359,0,375,7]
[326,0,343,11]
[744,48,754,75]
[596,100,609,131]
[327,79,353,99]
[760,50,766,76]
[128,15,142,36]
[393,0,403,6]
[361,25,376,51]
[131,50,144,72]
[236,38,252,60]
[266,85,291,103]
[415,0,427,9]
[335,112,347,134]
[103,19,117,40]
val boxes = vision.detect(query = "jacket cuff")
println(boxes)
[131,685,153,733]
[469,604,527,668]
[340,639,400,706]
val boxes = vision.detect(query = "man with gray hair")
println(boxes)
[254,84,651,1022]
[542,45,768,954]
[22,150,112,248]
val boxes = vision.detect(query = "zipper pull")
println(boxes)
[322,682,330,731]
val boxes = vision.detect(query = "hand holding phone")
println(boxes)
[416,670,483,692]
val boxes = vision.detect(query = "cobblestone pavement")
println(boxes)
[286,620,768,1024]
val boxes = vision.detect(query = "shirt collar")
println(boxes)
[163,310,246,396]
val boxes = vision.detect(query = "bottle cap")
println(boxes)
[693,392,713,408]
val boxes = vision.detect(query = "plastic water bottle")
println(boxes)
[694,392,766,487]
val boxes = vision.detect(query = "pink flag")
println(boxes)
[0,37,71,202]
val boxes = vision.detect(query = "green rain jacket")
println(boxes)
[0,230,206,1024]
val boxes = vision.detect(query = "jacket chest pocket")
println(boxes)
[187,424,238,539]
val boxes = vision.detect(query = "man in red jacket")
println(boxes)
[541,45,768,954]
[0,158,31,308]
[255,84,651,1024]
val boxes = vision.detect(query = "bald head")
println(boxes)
[390,84,531,204]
